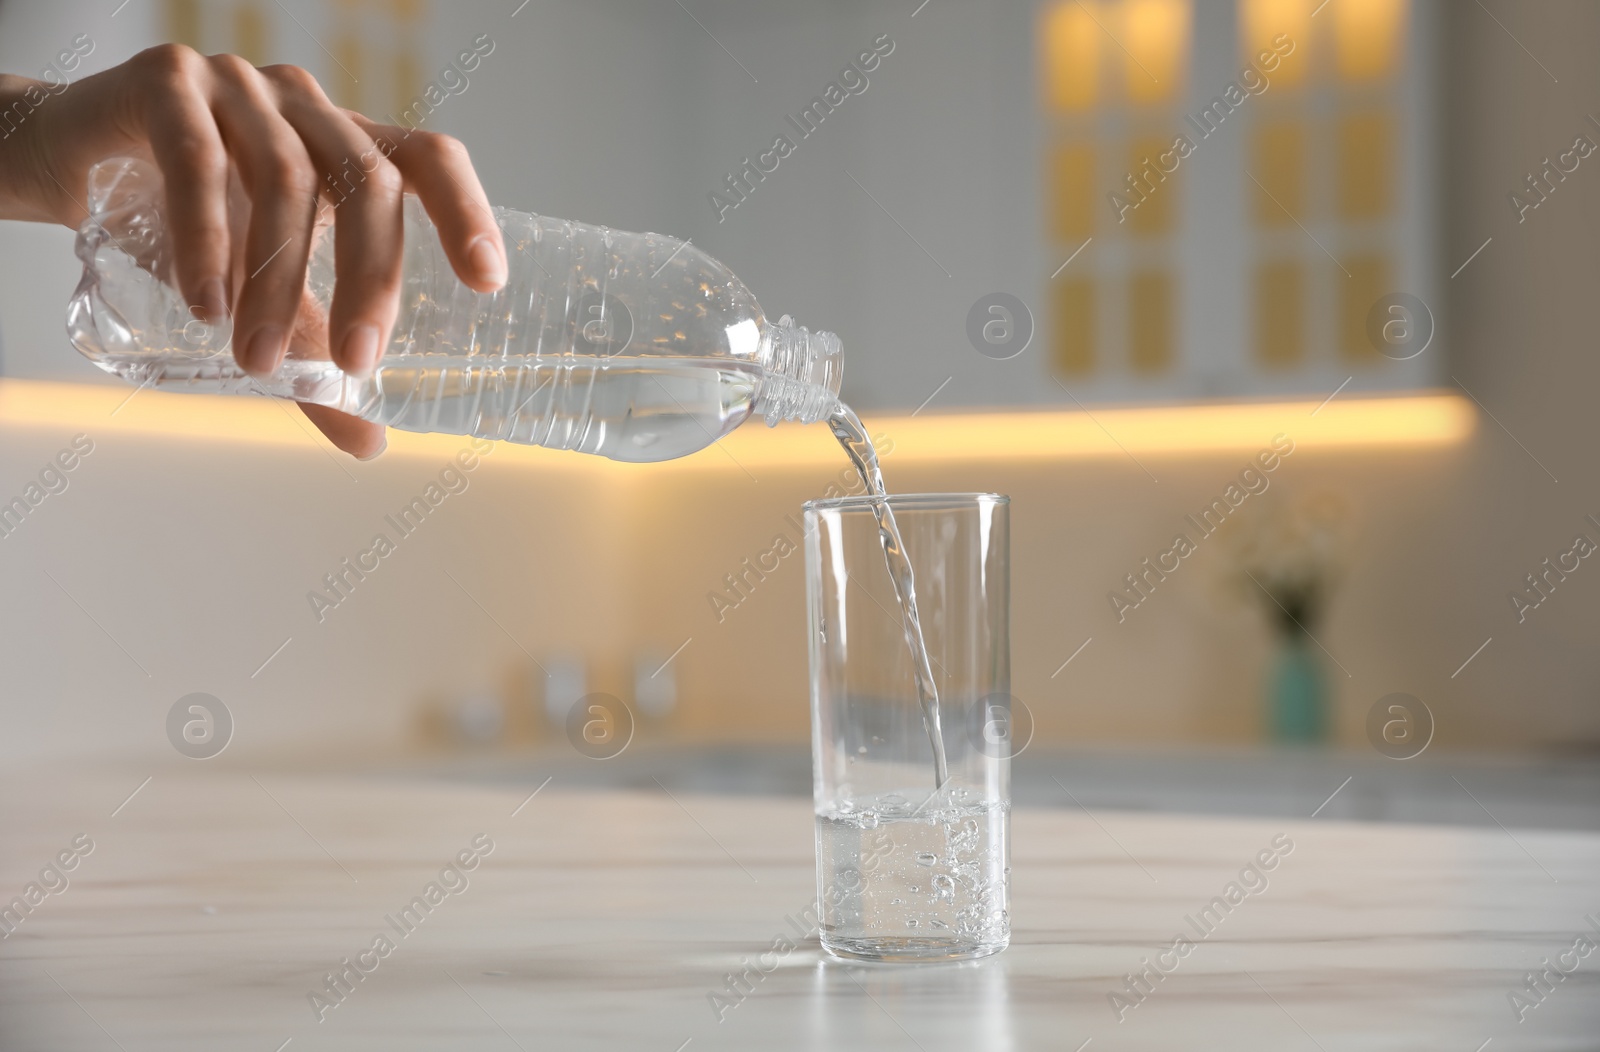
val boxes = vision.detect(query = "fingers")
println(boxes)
[264,65,404,377]
[299,402,388,460]
[295,277,387,460]
[134,50,502,389]
[136,51,232,324]
[201,54,322,378]
[351,117,506,293]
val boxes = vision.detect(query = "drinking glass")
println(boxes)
[804,492,1011,961]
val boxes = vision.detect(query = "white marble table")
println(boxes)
[1,766,1597,1050]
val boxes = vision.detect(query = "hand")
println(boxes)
[0,45,508,459]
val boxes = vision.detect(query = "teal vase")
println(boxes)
[1269,630,1327,743]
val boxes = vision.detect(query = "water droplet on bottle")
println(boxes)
[915,852,937,867]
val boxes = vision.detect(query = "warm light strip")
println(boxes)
[0,378,593,471]
[708,391,1476,469]
[0,379,1473,471]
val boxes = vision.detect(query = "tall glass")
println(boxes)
[804,493,1011,962]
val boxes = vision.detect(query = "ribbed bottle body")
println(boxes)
[68,158,829,461]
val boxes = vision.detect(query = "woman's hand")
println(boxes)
[0,45,508,459]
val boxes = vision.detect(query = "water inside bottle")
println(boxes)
[360,354,764,462]
[827,402,949,789]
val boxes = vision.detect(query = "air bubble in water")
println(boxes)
[949,817,980,856]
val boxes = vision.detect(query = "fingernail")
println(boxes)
[242,326,286,377]
[356,434,388,462]
[196,278,228,323]
[468,235,507,287]
[341,324,383,378]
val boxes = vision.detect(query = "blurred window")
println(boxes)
[164,0,425,117]
[1040,0,1190,382]
[1041,0,1426,397]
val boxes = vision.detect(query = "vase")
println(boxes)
[1268,630,1327,743]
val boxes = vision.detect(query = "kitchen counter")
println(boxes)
[2,767,1597,1050]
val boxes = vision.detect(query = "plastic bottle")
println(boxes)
[66,157,841,462]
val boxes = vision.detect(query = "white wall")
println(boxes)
[1435,0,1600,750]
[0,1,1596,769]
[670,0,1048,412]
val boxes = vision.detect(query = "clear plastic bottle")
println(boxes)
[66,157,841,462]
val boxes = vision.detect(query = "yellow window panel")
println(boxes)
[1340,255,1389,362]
[165,0,202,48]
[1129,271,1174,374]
[1335,0,1406,82]
[1240,0,1312,89]
[233,2,270,66]
[1050,143,1097,241]
[331,27,365,112]
[1338,112,1392,219]
[1053,277,1096,376]
[1041,1,1100,112]
[1255,260,1305,367]
[1251,120,1305,227]
[394,48,423,114]
[1125,136,1177,235]
[1120,135,1184,233]
[1122,0,1189,106]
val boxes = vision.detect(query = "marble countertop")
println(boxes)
[2,767,1597,1050]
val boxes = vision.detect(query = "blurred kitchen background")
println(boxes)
[2,0,1597,829]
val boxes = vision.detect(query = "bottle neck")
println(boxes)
[754,314,842,425]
